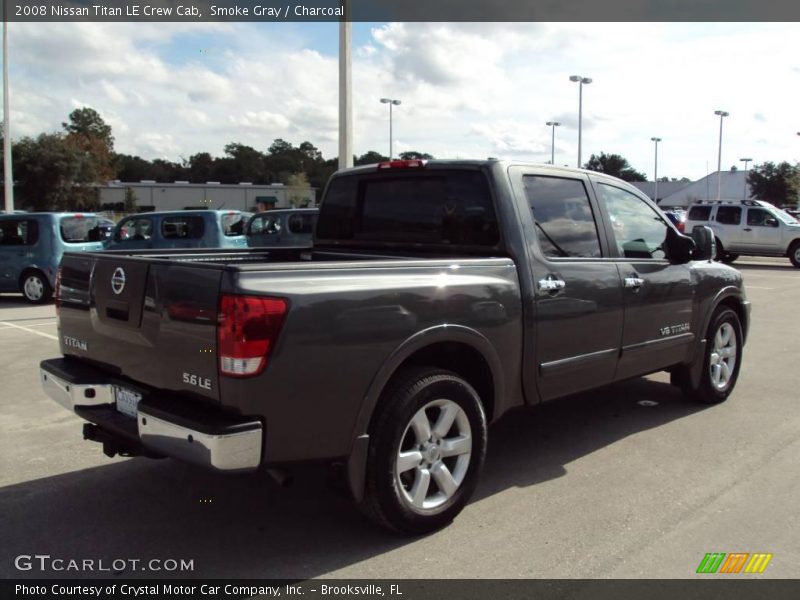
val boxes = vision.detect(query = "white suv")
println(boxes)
[684,200,800,267]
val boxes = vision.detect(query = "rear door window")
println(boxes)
[523,176,602,258]
[687,206,712,221]
[249,214,283,235]
[60,216,101,243]
[0,219,38,246]
[287,213,315,234]
[117,217,154,241]
[715,206,742,225]
[161,216,205,239]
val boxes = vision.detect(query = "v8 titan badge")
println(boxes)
[111,267,126,295]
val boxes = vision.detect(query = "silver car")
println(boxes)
[684,200,800,267]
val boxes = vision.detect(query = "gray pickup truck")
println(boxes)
[41,160,750,533]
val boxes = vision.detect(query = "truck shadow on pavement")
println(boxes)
[0,377,708,579]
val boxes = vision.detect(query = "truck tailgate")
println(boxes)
[58,254,222,403]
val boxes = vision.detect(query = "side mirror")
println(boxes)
[666,226,696,264]
[690,225,715,261]
[766,217,779,227]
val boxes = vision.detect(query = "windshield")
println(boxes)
[772,207,799,225]
[59,216,102,243]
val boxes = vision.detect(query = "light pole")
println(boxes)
[739,157,752,200]
[714,110,729,200]
[546,121,560,165]
[650,137,662,203]
[3,19,13,212]
[338,12,352,170]
[569,75,592,168]
[380,98,401,159]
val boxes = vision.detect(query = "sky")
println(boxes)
[5,21,800,181]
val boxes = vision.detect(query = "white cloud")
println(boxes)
[5,22,800,179]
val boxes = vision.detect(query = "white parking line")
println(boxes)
[0,321,58,340]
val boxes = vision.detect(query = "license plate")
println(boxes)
[114,386,142,418]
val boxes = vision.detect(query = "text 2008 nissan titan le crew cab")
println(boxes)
[41,160,750,533]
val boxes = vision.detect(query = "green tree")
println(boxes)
[188,152,215,183]
[63,107,114,152]
[399,151,434,160]
[584,152,647,182]
[747,161,800,207]
[13,133,101,210]
[123,187,138,213]
[355,150,389,165]
[286,172,311,207]
[223,143,265,182]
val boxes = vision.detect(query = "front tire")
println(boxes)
[678,307,743,404]
[720,253,739,264]
[20,270,52,304]
[789,241,800,268]
[360,367,488,534]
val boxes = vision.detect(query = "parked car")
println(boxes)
[96,218,116,240]
[246,208,318,248]
[0,212,106,303]
[42,160,750,533]
[684,199,800,266]
[662,208,687,233]
[106,210,250,250]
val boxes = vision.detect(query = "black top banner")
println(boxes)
[5,0,800,22]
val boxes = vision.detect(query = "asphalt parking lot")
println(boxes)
[1,257,798,580]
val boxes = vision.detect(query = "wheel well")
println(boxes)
[396,342,496,421]
[18,267,46,286]
[717,296,747,342]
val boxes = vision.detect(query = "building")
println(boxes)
[632,171,753,208]
[98,181,316,212]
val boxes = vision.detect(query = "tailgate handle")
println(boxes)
[106,301,130,321]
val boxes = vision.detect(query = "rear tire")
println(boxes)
[714,238,726,262]
[789,241,800,268]
[359,367,487,534]
[20,270,52,304]
[677,307,743,404]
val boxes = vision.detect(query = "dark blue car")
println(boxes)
[0,213,106,303]
[246,208,318,248]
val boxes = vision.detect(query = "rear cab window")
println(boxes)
[0,219,38,246]
[317,169,500,252]
[60,216,102,243]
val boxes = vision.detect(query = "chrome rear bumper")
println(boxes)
[40,360,262,473]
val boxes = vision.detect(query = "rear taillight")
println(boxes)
[54,267,62,317]
[677,221,685,233]
[217,294,288,377]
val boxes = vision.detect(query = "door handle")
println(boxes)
[743,228,752,231]
[624,276,645,289]
[538,277,566,292]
